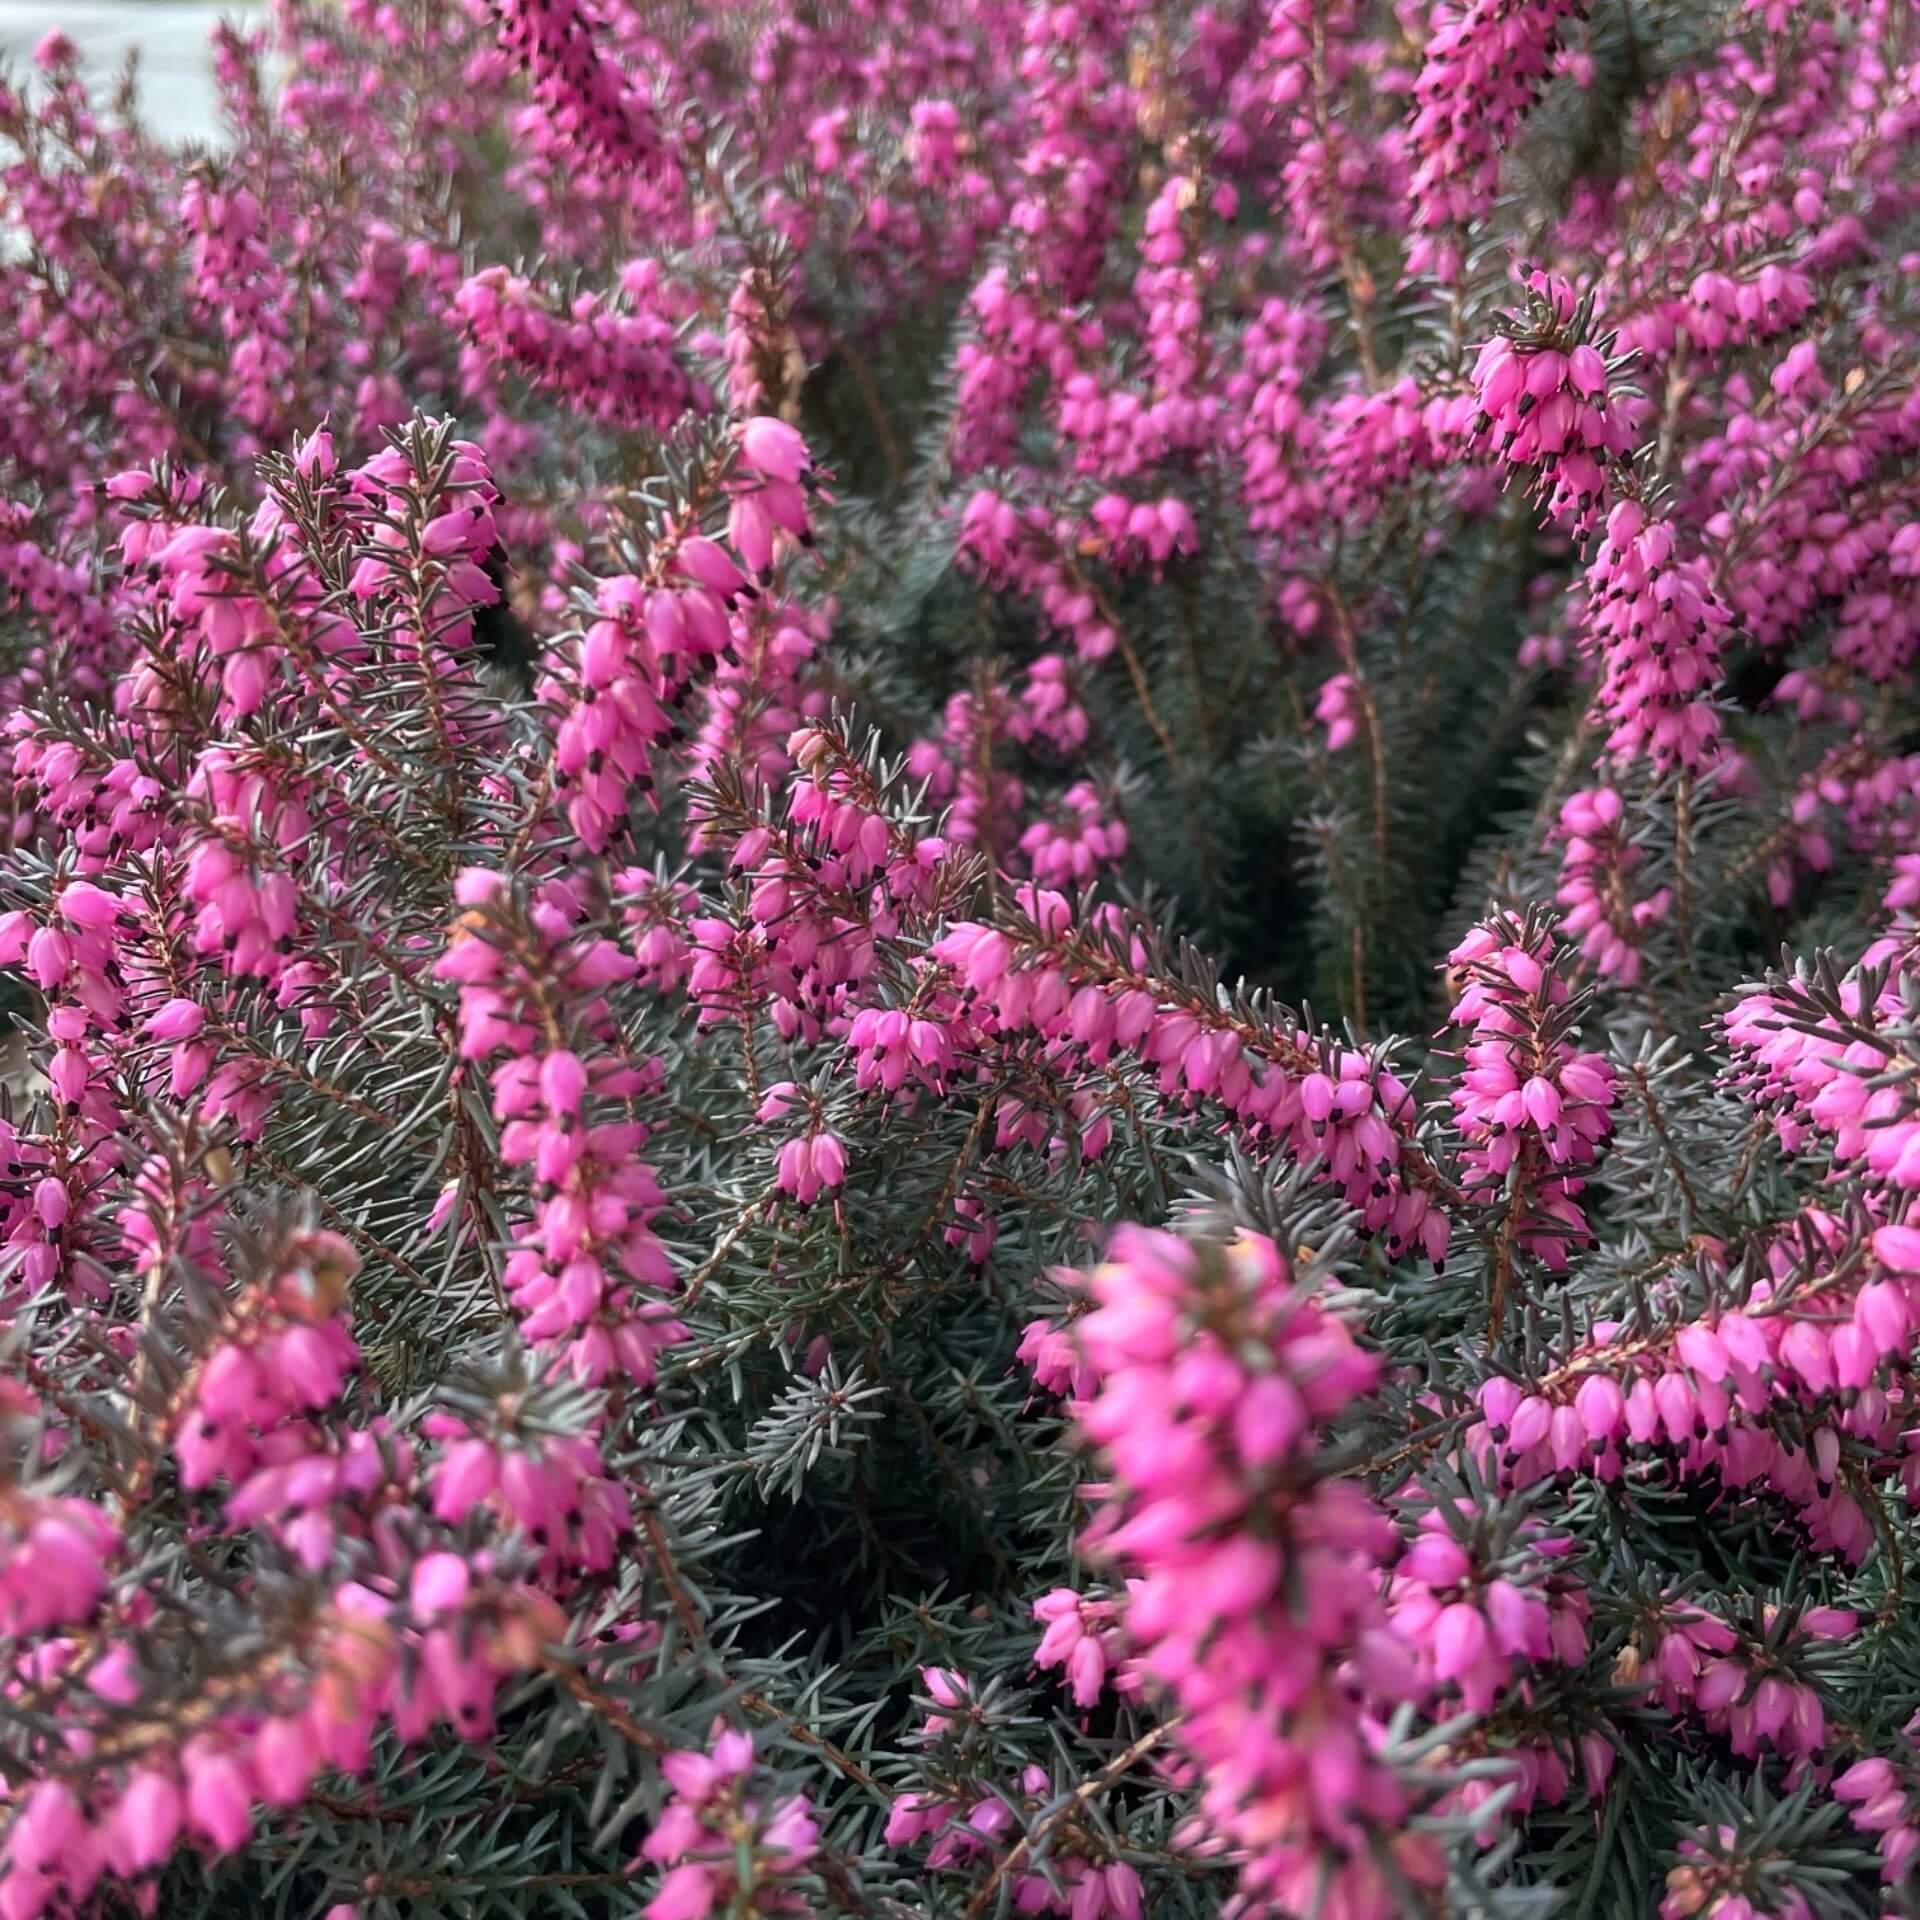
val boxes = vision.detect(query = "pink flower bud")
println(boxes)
[114,1772,183,1872]
[1521,1076,1562,1130]
[540,1050,588,1117]
[57,882,121,930]
[740,416,809,484]
[1507,1395,1552,1454]
[1872,1224,1920,1273]
[647,1861,717,1920]
[1574,1372,1625,1442]
[33,1177,68,1230]
[1858,1280,1910,1354]
[146,997,207,1045]
[411,1552,472,1618]
[184,1752,254,1852]
[1433,1602,1489,1681]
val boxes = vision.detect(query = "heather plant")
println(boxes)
[0,2,1917,1917]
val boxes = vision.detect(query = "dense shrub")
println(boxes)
[0,2,1918,1916]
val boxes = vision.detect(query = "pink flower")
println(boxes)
[183,1749,254,1852]
[647,1863,716,1920]
[112,1773,182,1873]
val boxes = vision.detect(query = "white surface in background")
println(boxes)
[0,3,260,145]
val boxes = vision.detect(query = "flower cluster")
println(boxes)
[638,1728,820,1920]
[454,263,703,433]
[0,0,1914,1915]
[1407,3,1586,281]
[1468,272,1631,534]
[1552,785,1670,986]
[436,869,684,1386]
[1583,500,1732,773]
[1065,1226,1438,1917]
[1444,917,1615,1274]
